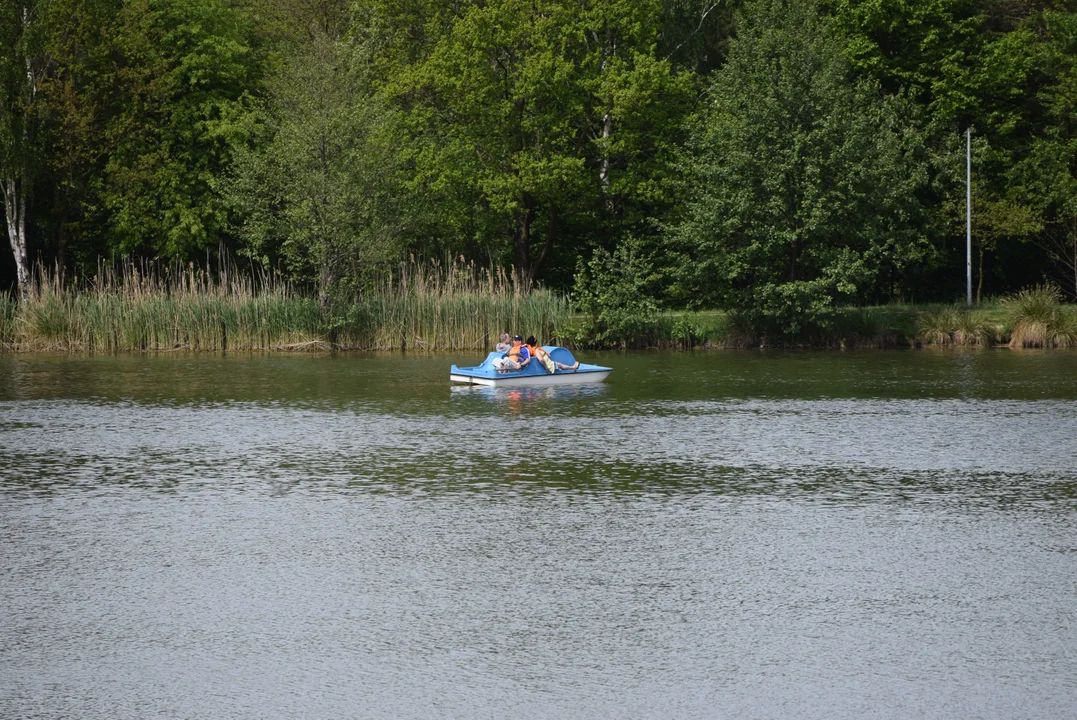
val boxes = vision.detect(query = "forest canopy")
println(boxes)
[3,0,1077,324]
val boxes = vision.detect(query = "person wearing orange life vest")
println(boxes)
[525,336,579,373]
[492,335,531,372]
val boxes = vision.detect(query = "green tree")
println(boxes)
[34,0,123,272]
[1017,10,1077,299]
[573,238,661,347]
[1,0,48,295]
[824,0,1076,300]
[357,0,691,285]
[227,36,404,305]
[100,0,256,259]
[676,0,931,333]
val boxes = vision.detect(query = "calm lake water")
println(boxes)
[2,350,1076,719]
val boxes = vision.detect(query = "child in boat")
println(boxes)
[525,336,579,373]
[492,335,530,372]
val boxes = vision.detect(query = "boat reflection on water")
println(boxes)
[450,383,608,413]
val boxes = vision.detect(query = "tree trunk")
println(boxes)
[595,28,616,200]
[57,204,67,272]
[1,176,31,297]
[976,246,984,305]
[318,261,336,312]
[528,205,556,284]
[598,111,612,191]
[2,4,40,299]
[513,194,534,286]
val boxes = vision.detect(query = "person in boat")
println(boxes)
[525,336,579,372]
[492,335,530,372]
[495,331,511,354]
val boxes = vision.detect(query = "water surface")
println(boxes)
[2,350,1076,718]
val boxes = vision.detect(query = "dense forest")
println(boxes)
[3,0,1076,333]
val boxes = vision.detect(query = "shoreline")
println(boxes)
[3,289,1074,354]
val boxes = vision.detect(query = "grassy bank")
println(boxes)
[1,266,1073,353]
[565,291,1075,350]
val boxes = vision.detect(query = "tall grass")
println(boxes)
[0,294,17,349]
[343,259,571,350]
[1,259,572,353]
[916,305,994,346]
[11,261,323,352]
[1004,284,1077,348]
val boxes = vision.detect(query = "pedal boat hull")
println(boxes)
[450,347,611,387]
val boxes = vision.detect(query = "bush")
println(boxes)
[572,243,660,348]
[831,307,895,348]
[1004,284,1077,348]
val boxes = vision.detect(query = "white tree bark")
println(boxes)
[591,29,616,194]
[1,3,41,297]
[1,176,31,296]
[599,111,612,190]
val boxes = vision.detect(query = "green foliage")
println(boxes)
[101,0,258,258]
[0,1,47,175]
[572,240,660,347]
[1011,11,1077,300]
[226,35,404,304]
[357,0,693,282]
[5,0,1077,328]
[676,0,931,335]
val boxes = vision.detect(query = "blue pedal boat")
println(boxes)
[450,346,612,387]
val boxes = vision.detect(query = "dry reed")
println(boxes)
[1,259,572,353]
[1004,284,1077,348]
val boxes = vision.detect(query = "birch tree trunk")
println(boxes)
[1,176,31,297]
[1,2,41,298]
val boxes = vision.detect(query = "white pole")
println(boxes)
[966,127,972,307]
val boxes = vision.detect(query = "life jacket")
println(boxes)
[507,344,525,361]
[528,344,556,373]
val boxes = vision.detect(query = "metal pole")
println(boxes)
[966,127,972,307]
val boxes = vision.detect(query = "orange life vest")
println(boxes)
[508,344,524,361]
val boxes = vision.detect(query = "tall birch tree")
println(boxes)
[1,0,48,295]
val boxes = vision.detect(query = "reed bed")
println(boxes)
[8,262,323,352]
[4,264,1075,353]
[1,259,572,353]
[346,259,571,350]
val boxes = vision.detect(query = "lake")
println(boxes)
[2,350,1076,719]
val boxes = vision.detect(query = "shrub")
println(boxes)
[572,243,660,348]
[1004,284,1077,348]
[832,307,894,348]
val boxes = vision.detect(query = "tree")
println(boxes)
[226,36,404,305]
[823,0,1075,300]
[573,238,661,347]
[1016,10,1077,299]
[356,0,691,285]
[1,0,48,295]
[100,0,256,259]
[675,0,931,332]
[34,0,123,272]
